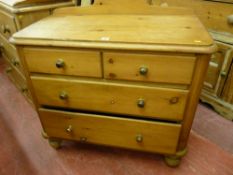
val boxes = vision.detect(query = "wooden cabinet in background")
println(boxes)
[150,0,233,120]
[0,0,75,103]
[203,42,233,96]
[201,39,233,120]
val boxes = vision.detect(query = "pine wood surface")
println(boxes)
[222,63,233,104]
[24,47,102,78]
[39,108,181,154]
[103,52,196,85]
[0,0,75,104]
[31,75,188,121]
[0,10,17,39]
[151,0,233,35]
[12,4,215,165]
[12,14,213,47]
[0,0,71,7]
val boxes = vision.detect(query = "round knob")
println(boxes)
[1,25,11,34]
[21,87,28,93]
[227,15,233,25]
[12,59,19,66]
[136,134,143,143]
[170,97,179,104]
[80,137,87,142]
[66,125,73,133]
[56,59,65,68]
[59,91,68,100]
[137,99,145,108]
[220,71,227,77]
[5,67,12,73]
[139,66,148,75]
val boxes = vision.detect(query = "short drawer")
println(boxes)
[23,47,102,78]
[103,52,196,84]
[32,76,188,121]
[0,10,17,39]
[39,108,181,154]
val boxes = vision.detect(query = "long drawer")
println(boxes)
[23,47,102,78]
[103,52,196,85]
[39,108,181,154]
[31,76,188,121]
[0,10,17,39]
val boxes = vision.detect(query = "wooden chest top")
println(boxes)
[12,10,216,53]
[0,0,70,7]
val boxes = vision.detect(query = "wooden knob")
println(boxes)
[136,134,143,143]
[5,67,12,73]
[1,25,11,34]
[139,66,148,75]
[170,97,179,104]
[227,15,233,25]
[137,98,145,108]
[12,59,19,66]
[21,87,28,93]
[56,59,65,68]
[80,137,87,142]
[220,71,227,77]
[66,125,73,133]
[59,91,68,100]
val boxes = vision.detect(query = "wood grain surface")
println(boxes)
[31,75,188,121]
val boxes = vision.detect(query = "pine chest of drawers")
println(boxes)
[0,0,75,102]
[11,5,217,167]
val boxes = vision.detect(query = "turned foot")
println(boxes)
[164,156,181,167]
[48,138,62,149]
[164,148,187,167]
[41,131,49,139]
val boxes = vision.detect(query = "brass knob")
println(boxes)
[137,98,145,108]
[139,66,148,75]
[220,71,227,77]
[59,91,68,100]
[56,59,65,68]
[66,125,73,133]
[227,15,233,25]
[5,67,12,73]
[136,134,143,143]
[2,25,11,34]
[170,97,179,104]
[12,59,19,66]
[21,87,28,93]
[80,137,87,142]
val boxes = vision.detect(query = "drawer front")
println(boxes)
[4,58,31,100]
[24,48,102,78]
[39,108,181,154]
[0,34,24,75]
[103,52,196,84]
[32,76,188,121]
[0,10,17,39]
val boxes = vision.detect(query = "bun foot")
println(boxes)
[48,138,62,149]
[164,156,181,167]
[41,131,49,139]
[164,148,187,167]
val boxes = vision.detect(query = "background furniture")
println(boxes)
[0,0,75,103]
[151,0,233,120]
[12,1,216,167]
